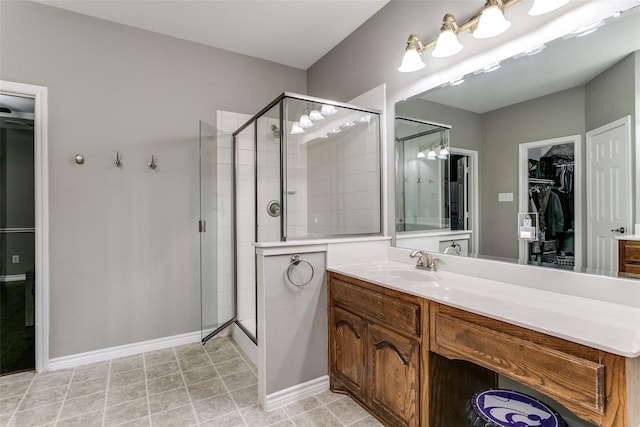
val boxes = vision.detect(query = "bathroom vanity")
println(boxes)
[327,261,640,427]
[618,237,640,277]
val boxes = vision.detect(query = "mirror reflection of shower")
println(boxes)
[395,118,450,232]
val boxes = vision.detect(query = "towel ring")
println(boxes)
[286,254,314,287]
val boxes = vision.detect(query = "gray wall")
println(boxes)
[396,98,482,152]
[480,87,586,258]
[0,1,306,358]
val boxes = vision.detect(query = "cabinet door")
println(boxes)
[368,323,420,427]
[330,306,367,396]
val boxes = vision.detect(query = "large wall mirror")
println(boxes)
[394,6,639,278]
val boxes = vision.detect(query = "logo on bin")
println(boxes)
[471,390,564,427]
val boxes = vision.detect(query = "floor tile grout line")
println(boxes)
[142,352,152,427]
[173,345,201,427]
[202,338,249,426]
[52,366,76,425]
[101,360,112,427]
[5,372,36,425]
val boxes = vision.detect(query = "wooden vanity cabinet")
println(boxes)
[618,239,640,276]
[328,272,426,427]
[329,271,639,426]
[430,302,634,427]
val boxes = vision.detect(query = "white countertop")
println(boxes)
[615,234,640,241]
[328,260,640,358]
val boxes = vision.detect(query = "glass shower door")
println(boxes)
[200,121,235,343]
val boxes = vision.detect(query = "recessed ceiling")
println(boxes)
[32,0,389,70]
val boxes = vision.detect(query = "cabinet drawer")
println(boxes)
[621,242,640,263]
[330,277,420,337]
[431,306,605,415]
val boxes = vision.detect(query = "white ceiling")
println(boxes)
[32,0,390,70]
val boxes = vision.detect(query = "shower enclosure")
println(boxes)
[233,93,382,342]
[199,121,236,343]
[395,118,451,232]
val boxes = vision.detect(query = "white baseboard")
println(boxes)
[48,330,201,371]
[264,376,329,411]
[231,322,257,364]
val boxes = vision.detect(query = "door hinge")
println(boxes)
[199,220,206,233]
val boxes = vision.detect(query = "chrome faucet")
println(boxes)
[409,250,441,271]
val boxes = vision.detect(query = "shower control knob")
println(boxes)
[267,200,281,217]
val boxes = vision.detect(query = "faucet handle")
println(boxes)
[428,256,441,271]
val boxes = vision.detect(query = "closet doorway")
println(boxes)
[518,135,582,271]
[450,148,479,255]
[0,80,49,372]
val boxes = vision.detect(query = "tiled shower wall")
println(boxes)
[216,111,309,336]
[307,125,380,236]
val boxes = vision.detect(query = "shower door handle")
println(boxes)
[199,220,206,233]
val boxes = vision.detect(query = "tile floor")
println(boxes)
[0,336,382,426]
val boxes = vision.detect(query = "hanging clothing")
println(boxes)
[545,191,564,238]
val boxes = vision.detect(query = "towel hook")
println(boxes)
[148,154,158,170]
[113,151,123,168]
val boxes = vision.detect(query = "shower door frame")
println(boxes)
[0,80,50,373]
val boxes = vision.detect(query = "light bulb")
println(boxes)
[321,104,338,116]
[529,0,570,16]
[417,151,426,159]
[432,29,463,58]
[299,114,313,128]
[398,47,425,72]
[474,4,511,39]
[426,149,437,160]
[291,122,304,134]
[309,110,324,120]
[439,147,449,158]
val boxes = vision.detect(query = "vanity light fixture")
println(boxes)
[291,122,305,134]
[299,114,313,128]
[309,110,324,120]
[528,0,570,16]
[321,104,338,116]
[473,0,511,39]
[426,148,437,160]
[438,146,450,159]
[432,14,463,57]
[398,0,571,72]
[398,35,426,72]
[417,150,426,159]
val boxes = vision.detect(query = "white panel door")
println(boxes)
[586,116,632,275]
